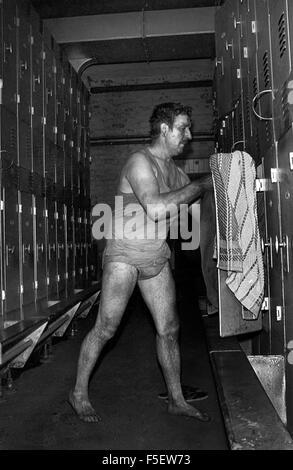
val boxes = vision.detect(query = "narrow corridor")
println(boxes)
[0,273,227,450]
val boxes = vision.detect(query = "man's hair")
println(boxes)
[149,102,192,138]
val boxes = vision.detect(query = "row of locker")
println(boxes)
[0,186,98,328]
[214,0,293,163]
[0,0,98,327]
[214,0,293,434]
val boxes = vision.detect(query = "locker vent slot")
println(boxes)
[253,76,258,96]
[265,121,272,143]
[262,51,271,87]
[10,126,17,152]
[281,84,290,123]
[278,13,287,59]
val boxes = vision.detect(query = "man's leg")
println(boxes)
[69,262,138,422]
[138,262,210,422]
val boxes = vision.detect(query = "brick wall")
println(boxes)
[87,59,215,210]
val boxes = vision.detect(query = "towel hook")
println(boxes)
[252,89,274,121]
[231,140,245,152]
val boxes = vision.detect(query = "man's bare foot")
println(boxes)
[168,401,210,422]
[68,389,101,423]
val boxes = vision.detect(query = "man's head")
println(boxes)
[149,102,192,156]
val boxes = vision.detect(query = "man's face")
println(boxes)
[166,113,192,156]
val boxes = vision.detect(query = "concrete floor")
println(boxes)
[0,270,228,450]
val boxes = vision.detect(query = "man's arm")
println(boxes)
[125,152,213,221]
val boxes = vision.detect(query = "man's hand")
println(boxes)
[193,174,214,193]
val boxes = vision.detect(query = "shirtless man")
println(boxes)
[69,102,213,423]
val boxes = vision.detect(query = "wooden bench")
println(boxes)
[0,282,101,371]
[202,314,293,450]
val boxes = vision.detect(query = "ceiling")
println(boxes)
[31,0,224,73]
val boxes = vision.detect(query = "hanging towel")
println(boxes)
[210,151,264,319]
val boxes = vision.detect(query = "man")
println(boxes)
[69,102,213,423]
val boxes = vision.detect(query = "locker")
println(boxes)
[64,139,72,190]
[17,11,31,126]
[45,138,57,183]
[56,145,65,190]
[18,118,32,171]
[3,185,21,318]
[269,0,293,140]
[74,206,85,289]
[262,144,284,354]
[226,0,242,104]
[63,63,72,141]
[47,197,58,300]
[2,0,17,114]
[20,191,35,307]
[1,106,17,175]
[43,38,56,144]
[253,0,276,157]
[231,99,245,152]
[276,128,293,433]
[30,17,44,175]
[66,203,75,296]
[214,2,233,117]
[256,162,272,354]
[34,195,47,302]
[0,187,4,326]
[0,0,3,83]
[56,58,65,149]
[269,0,291,93]
[239,0,255,157]
[56,201,66,298]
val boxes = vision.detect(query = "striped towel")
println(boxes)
[210,151,264,319]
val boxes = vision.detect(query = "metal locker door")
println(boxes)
[269,0,291,92]
[56,59,65,149]
[30,18,44,176]
[1,106,17,172]
[0,186,4,326]
[263,144,284,354]
[47,198,58,300]
[56,201,66,298]
[43,37,56,145]
[18,118,32,172]
[239,0,255,156]
[215,2,233,117]
[3,185,21,319]
[231,100,245,152]
[2,0,17,114]
[226,0,242,105]
[56,145,65,190]
[253,0,276,158]
[256,162,271,354]
[0,0,3,82]
[64,139,72,190]
[63,63,72,143]
[277,128,293,434]
[74,206,83,289]
[269,0,292,140]
[35,195,47,303]
[81,209,88,287]
[20,191,35,308]
[17,12,31,127]
[66,202,74,296]
[45,138,57,184]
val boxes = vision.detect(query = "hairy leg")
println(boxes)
[138,263,210,422]
[69,262,138,422]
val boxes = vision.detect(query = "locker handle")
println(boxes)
[262,237,273,269]
[231,140,245,152]
[6,245,15,266]
[275,236,286,255]
[252,90,274,121]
